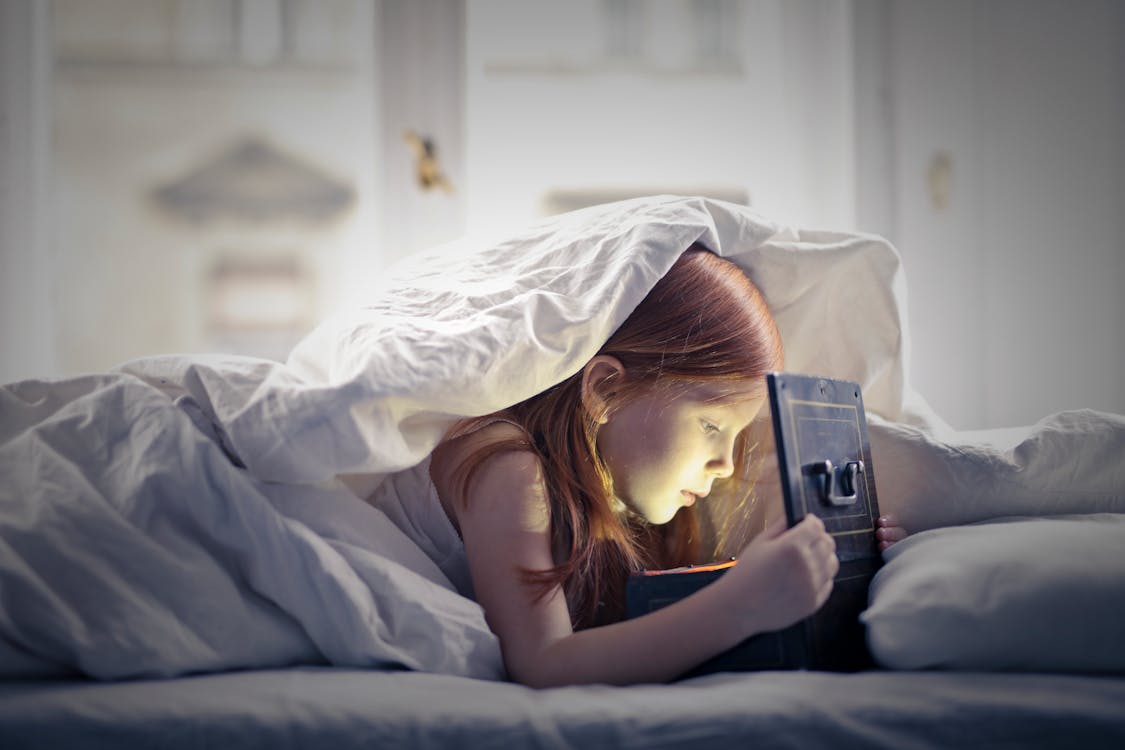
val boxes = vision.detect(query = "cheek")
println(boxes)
[606,439,655,487]
[600,425,669,491]
[629,435,694,491]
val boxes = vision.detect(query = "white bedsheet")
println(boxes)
[1,196,1121,681]
[2,668,1124,749]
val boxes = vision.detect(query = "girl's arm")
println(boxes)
[454,448,839,688]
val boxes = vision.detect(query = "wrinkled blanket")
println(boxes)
[0,367,503,679]
[1,196,1122,681]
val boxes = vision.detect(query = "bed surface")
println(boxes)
[3,668,1124,749]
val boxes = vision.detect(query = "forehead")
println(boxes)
[689,380,766,403]
[658,380,767,418]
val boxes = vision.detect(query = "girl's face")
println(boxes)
[596,381,765,525]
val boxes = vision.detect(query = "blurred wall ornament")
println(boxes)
[152,136,355,224]
[206,253,314,363]
[208,255,309,330]
[927,151,953,211]
[403,129,454,194]
[148,135,352,361]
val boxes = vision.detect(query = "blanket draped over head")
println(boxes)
[1,196,1122,681]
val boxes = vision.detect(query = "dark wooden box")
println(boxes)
[626,372,883,675]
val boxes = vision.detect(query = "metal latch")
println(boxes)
[809,459,865,507]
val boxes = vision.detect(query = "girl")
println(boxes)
[420,246,907,687]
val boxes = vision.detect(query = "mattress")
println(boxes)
[2,668,1124,749]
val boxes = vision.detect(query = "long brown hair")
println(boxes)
[448,245,782,628]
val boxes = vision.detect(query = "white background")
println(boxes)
[2,0,1122,430]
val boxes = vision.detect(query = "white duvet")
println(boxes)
[1,196,1121,681]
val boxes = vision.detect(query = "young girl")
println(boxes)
[413,246,906,687]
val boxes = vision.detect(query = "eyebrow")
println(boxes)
[692,391,764,429]
[693,383,765,405]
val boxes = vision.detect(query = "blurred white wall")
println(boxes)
[376,0,464,266]
[463,0,1124,429]
[4,0,381,378]
[1,0,55,383]
[464,0,856,236]
[1,0,1121,429]
[855,0,1125,428]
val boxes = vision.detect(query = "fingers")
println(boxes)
[878,516,908,538]
[789,513,824,541]
[813,534,836,567]
[769,514,837,588]
[876,520,909,553]
[811,538,838,608]
[876,526,907,542]
[877,534,906,551]
[822,539,839,579]
[736,514,840,628]
[789,514,833,550]
[815,573,835,607]
[794,516,837,591]
[802,513,825,531]
[818,535,839,607]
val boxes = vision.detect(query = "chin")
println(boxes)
[625,496,680,525]
[649,507,681,525]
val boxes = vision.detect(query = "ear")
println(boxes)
[580,355,625,424]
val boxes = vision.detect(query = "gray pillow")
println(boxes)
[862,513,1125,673]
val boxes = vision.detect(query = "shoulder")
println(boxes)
[431,420,534,480]
[431,421,549,531]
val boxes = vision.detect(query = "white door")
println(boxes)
[857,0,1125,429]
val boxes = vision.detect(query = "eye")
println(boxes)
[700,419,720,435]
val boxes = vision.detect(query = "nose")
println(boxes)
[707,443,736,479]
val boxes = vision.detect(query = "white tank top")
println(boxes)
[364,418,524,600]
[365,455,473,598]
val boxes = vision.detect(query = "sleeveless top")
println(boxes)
[365,455,474,598]
[364,418,524,600]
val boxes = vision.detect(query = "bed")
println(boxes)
[2,196,1123,748]
[4,669,1125,748]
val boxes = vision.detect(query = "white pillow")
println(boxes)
[868,409,1125,533]
[862,513,1125,673]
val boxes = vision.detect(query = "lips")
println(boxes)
[681,489,708,506]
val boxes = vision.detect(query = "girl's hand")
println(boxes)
[876,514,909,551]
[721,514,839,636]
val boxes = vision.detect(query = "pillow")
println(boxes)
[862,513,1125,673]
[868,409,1125,534]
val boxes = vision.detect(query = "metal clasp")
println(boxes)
[809,459,865,507]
